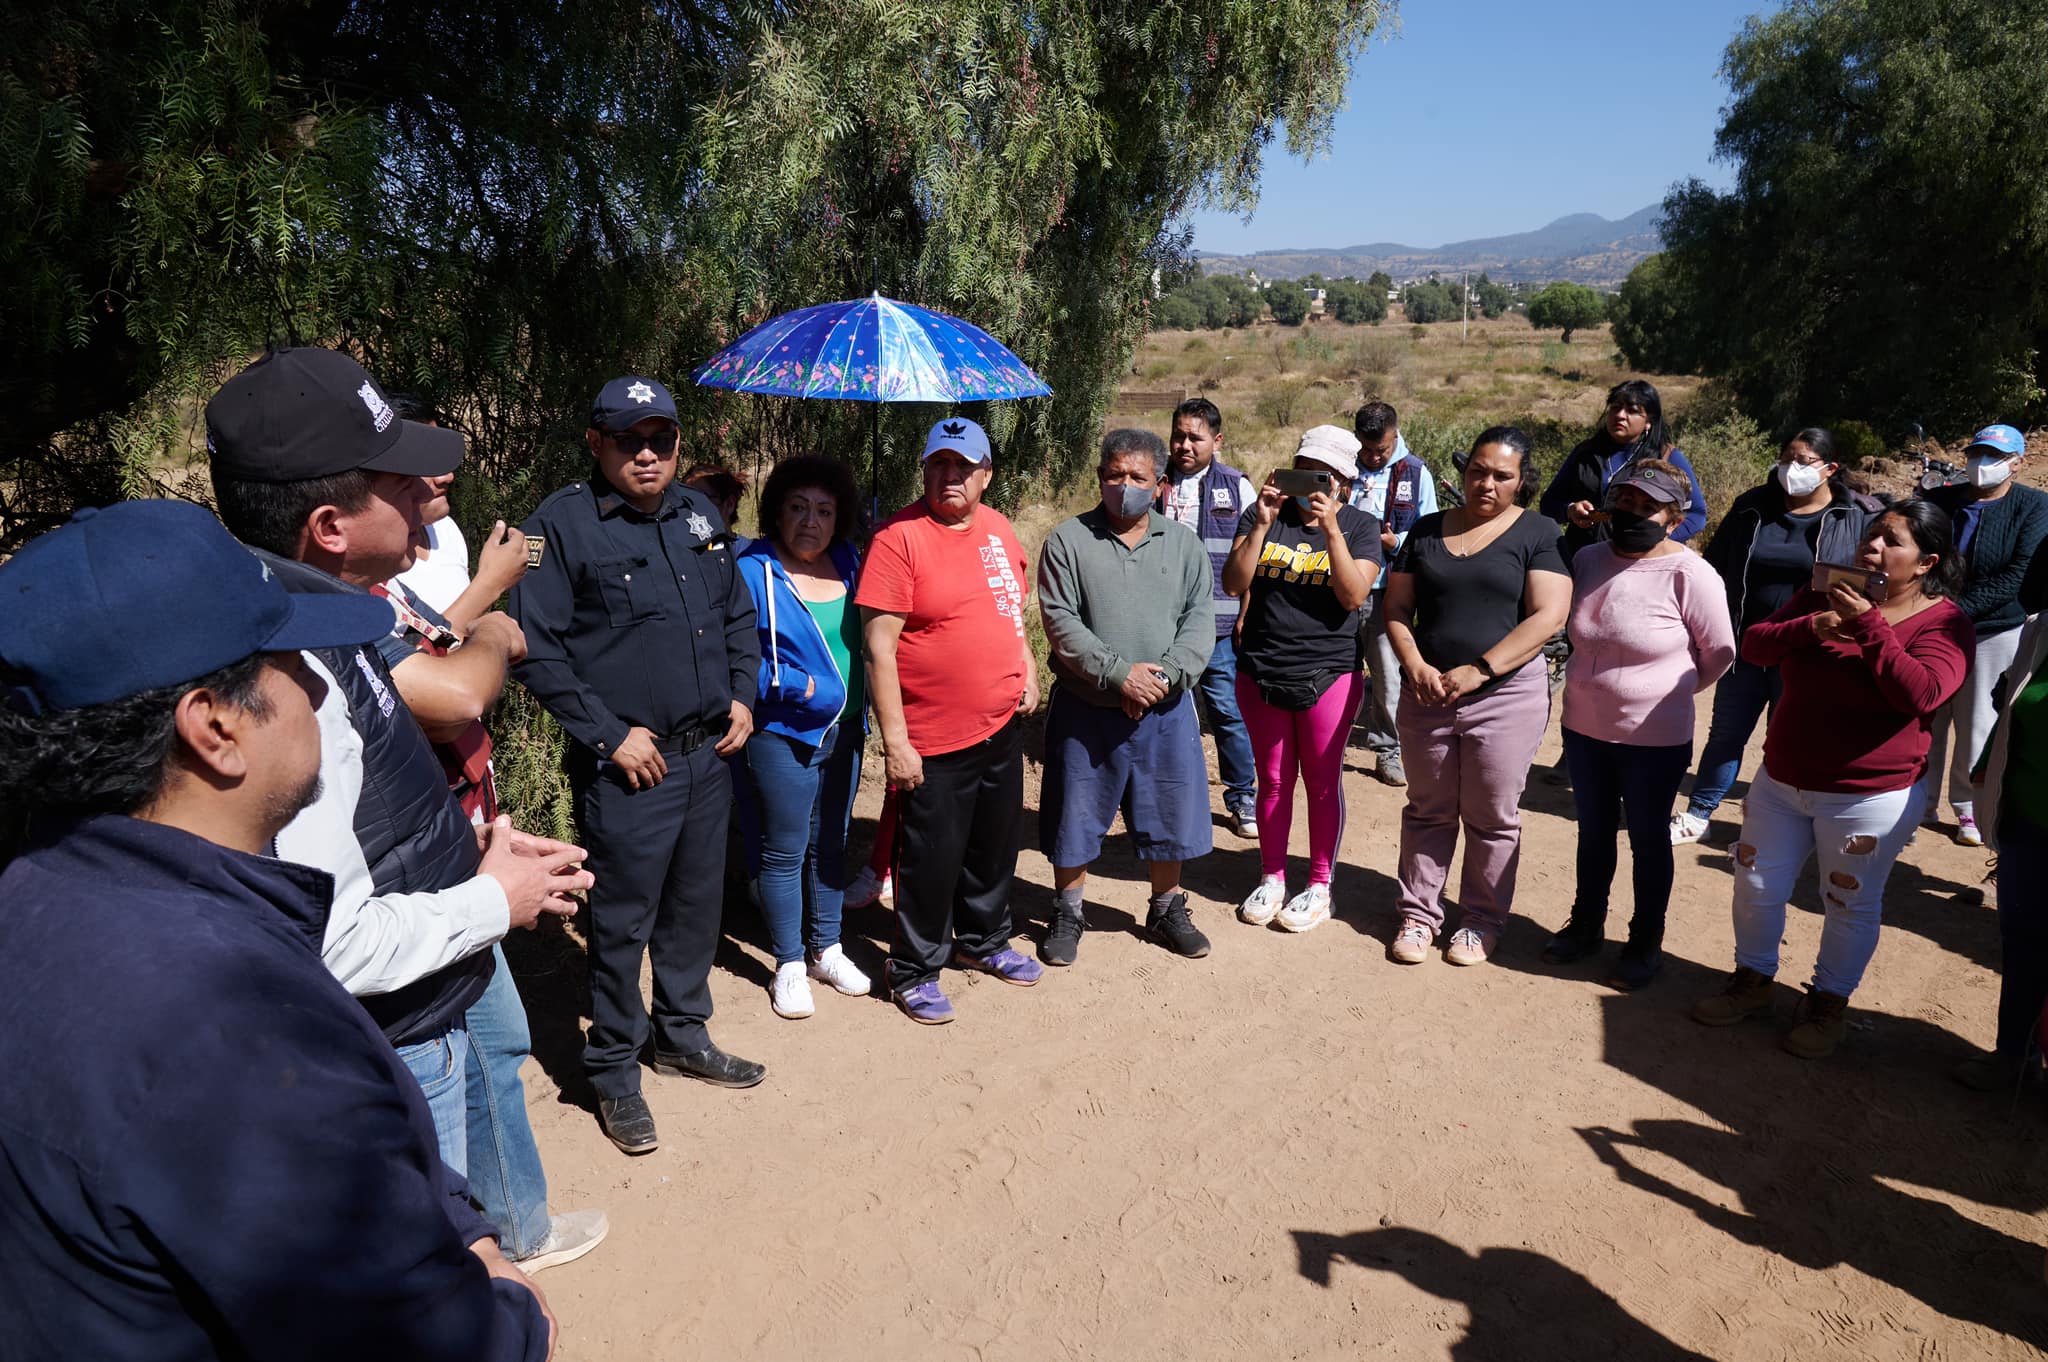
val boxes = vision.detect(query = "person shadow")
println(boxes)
[500,908,600,1110]
[1291,1226,1715,1361]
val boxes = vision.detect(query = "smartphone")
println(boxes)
[1813,560,1886,598]
[1271,468,1333,498]
[525,535,547,569]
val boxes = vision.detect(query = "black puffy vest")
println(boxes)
[255,550,493,1046]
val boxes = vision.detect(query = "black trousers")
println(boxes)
[889,716,1023,991]
[573,740,729,1099]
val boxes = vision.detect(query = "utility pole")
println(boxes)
[1461,269,1469,344]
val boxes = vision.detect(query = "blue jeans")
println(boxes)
[1995,811,2048,1058]
[745,724,862,966]
[1684,658,1782,817]
[1194,633,1256,814]
[396,1023,469,1166]
[1730,769,1923,997]
[462,947,551,1257]
[1563,728,1693,938]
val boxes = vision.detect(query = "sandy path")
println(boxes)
[504,695,2048,1361]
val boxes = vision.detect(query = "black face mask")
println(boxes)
[1609,508,1669,553]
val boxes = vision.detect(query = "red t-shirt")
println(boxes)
[855,502,1029,756]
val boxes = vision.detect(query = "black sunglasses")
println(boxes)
[607,428,679,457]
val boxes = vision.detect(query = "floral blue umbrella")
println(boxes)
[691,292,1051,511]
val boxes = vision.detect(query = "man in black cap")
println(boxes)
[206,347,606,1271]
[0,499,553,1360]
[510,376,764,1154]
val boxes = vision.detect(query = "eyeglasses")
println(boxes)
[606,428,679,457]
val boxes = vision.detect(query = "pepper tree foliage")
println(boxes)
[3,0,1386,553]
[1625,0,2048,436]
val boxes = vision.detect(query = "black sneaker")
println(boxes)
[1147,892,1212,959]
[1040,907,1085,966]
[598,1092,659,1155]
[1541,918,1604,965]
[1609,941,1664,992]
[651,1042,766,1089]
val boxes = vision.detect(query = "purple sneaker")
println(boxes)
[953,946,1044,987]
[893,979,955,1025]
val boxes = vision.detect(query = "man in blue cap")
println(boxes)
[510,376,764,1153]
[0,500,554,1360]
[1924,423,2048,846]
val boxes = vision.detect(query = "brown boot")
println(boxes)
[1691,966,1776,1026]
[1782,986,1850,1059]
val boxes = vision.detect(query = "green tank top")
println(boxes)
[801,590,864,721]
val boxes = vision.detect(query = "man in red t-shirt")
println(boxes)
[857,418,1043,1023]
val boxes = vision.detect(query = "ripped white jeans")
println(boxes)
[1729,768,1926,998]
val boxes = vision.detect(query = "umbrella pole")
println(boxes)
[869,401,881,525]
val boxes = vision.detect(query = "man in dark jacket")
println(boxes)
[0,499,553,1361]
[1925,424,2048,845]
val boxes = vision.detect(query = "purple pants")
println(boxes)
[1394,661,1550,931]
[1236,670,1366,885]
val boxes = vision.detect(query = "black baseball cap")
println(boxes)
[591,376,679,432]
[1613,464,1692,510]
[206,347,465,483]
[0,500,395,713]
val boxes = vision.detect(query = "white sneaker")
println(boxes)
[1276,883,1333,933]
[1670,811,1708,845]
[1238,877,1287,925]
[770,960,815,1018]
[844,866,890,909]
[516,1208,610,1274]
[808,943,871,996]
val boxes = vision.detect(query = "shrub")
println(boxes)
[1675,408,1776,544]
[1410,325,1426,341]
[1539,340,1570,371]
[1182,336,1211,356]
[1255,376,1313,428]
[1143,359,1174,380]
[1350,334,1402,382]
[1829,419,1888,465]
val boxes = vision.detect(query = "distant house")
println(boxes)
[1386,290,1400,302]
[1308,288,1327,318]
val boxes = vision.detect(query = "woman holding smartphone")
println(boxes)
[1223,425,1383,933]
[1692,499,1973,1058]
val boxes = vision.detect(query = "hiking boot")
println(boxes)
[952,946,1044,986]
[1952,1049,2032,1093]
[1227,805,1260,839]
[1376,751,1407,787]
[1276,883,1333,933]
[1608,939,1664,992]
[1691,966,1776,1026]
[1541,916,1604,965]
[1238,877,1286,926]
[1782,987,1851,1059]
[598,1093,659,1155]
[652,1042,767,1088]
[1444,925,1497,966]
[516,1209,611,1274]
[1669,811,1708,845]
[1040,906,1086,966]
[1147,892,1212,958]
[893,978,955,1025]
[1388,918,1433,965]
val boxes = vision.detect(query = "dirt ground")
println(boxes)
[503,689,2048,1361]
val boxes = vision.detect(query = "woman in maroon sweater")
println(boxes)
[1691,499,1974,1058]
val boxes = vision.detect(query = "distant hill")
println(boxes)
[1197,205,1663,290]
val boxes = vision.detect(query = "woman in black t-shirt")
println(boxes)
[1221,425,1383,934]
[1383,426,1572,967]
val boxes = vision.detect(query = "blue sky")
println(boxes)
[1188,0,1778,253]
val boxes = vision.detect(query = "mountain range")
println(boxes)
[1196,204,1663,290]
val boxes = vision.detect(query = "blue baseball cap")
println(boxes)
[0,500,396,713]
[591,376,679,432]
[1965,424,2026,458]
[921,417,991,465]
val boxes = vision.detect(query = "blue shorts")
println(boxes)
[1040,687,1215,868]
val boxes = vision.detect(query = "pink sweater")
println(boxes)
[1562,543,1737,747]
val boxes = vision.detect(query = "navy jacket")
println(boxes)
[511,474,760,757]
[0,815,547,1361]
[1930,481,2048,638]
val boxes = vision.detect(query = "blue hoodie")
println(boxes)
[736,538,865,747]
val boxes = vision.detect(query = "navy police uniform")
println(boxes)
[510,473,759,1100]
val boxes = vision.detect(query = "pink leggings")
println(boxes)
[1235,671,1365,884]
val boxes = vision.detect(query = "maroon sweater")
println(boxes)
[1746,588,1975,794]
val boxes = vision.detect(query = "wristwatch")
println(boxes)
[1473,655,1497,679]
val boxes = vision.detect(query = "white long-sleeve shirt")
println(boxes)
[275,653,509,997]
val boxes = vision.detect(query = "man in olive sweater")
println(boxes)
[1926,424,2048,844]
[1037,428,1217,966]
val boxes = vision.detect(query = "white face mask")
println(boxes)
[1968,455,2014,490]
[1776,461,1826,497]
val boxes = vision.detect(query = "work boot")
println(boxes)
[1691,966,1776,1026]
[1041,904,1086,966]
[1781,987,1850,1059]
[598,1093,659,1155]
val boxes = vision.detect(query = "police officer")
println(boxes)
[510,376,764,1154]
